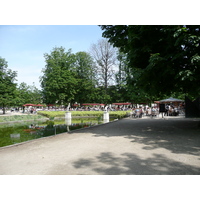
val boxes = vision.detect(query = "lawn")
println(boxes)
[37,110,131,119]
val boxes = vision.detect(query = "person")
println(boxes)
[165,105,169,116]
[152,107,156,116]
[174,107,179,116]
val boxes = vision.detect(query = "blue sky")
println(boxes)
[0,25,104,89]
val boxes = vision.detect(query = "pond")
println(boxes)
[0,117,114,148]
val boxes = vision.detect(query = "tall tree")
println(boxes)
[0,57,17,114]
[40,47,77,105]
[74,51,98,104]
[90,39,117,97]
[100,25,200,98]
[114,51,129,102]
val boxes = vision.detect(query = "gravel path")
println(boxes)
[0,116,200,175]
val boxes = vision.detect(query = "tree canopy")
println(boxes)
[40,47,78,105]
[15,82,43,106]
[73,51,98,104]
[100,25,200,99]
[40,47,100,105]
[0,57,17,113]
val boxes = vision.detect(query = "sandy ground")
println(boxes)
[0,111,29,116]
[0,115,200,175]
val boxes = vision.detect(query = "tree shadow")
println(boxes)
[72,151,200,175]
[73,118,200,156]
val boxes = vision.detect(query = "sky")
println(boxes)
[0,0,197,90]
[0,25,104,89]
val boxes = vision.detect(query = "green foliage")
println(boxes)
[73,51,98,104]
[37,110,131,119]
[0,123,42,147]
[38,111,104,118]
[46,120,54,128]
[40,47,99,105]
[14,82,43,106]
[40,47,77,105]
[109,111,131,119]
[0,57,18,113]
[0,114,46,123]
[100,25,200,98]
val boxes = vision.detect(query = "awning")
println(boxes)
[112,103,131,105]
[72,104,79,107]
[23,104,35,106]
[82,103,100,106]
[157,97,184,103]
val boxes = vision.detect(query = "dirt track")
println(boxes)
[0,116,200,175]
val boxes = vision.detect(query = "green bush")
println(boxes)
[46,120,54,128]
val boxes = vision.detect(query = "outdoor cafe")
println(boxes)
[154,97,185,116]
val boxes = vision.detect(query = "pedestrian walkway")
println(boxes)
[0,111,27,116]
[0,116,200,175]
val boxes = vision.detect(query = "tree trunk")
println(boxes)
[2,103,6,114]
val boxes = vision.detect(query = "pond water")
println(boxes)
[0,117,113,147]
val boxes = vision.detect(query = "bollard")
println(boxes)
[103,111,109,123]
[65,118,72,126]
[65,111,72,119]
[65,112,72,132]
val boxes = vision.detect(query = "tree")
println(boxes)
[100,25,200,99]
[15,82,42,107]
[14,82,31,107]
[40,47,78,106]
[114,51,130,102]
[90,39,117,98]
[0,57,17,114]
[114,51,152,104]
[28,83,42,104]
[73,51,98,104]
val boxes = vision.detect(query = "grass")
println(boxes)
[0,114,46,123]
[37,110,131,119]
[0,110,131,123]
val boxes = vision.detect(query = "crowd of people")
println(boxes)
[6,103,185,118]
[130,104,184,118]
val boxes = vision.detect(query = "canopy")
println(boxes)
[158,97,184,103]
[47,104,55,106]
[23,104,35,106]
[112,103,131,105]
[23,104,45,107]
[35,104,44,106]
[82,103,100,106]
[72,104,79,107]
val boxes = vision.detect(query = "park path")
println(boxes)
[0,116,200,175]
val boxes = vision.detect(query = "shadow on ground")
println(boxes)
[72,151,200,175]
[73,118,200,156]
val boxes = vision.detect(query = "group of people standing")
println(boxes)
[131,106,159,118]
[164,105,180,116]
[131,104,183,118]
